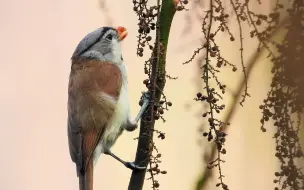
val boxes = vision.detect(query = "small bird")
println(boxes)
[68,26,149,190]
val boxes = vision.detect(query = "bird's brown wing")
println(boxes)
[68,60,122,174]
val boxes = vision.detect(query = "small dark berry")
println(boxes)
[144,27,150,33]
[177,6,183,11]
[256,19,262,25]
[211,46,218,51]
[222,149,226,154]
[222,184,228,190]
[153,182,160,188]
[138,52,143,57]
[158,108,164,114]
[275,172,280,177]
[240,16,246,21]
[143,79,149,84]
[154,114,160,120]
[138,28,143,33]
[208,134,213,141]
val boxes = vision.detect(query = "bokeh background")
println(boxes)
[0,0,288,190]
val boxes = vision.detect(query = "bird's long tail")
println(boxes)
[79,159,93,190]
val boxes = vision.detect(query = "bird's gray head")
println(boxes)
[71,26,128,63]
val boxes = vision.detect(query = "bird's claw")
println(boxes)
[140,91,150,104]
[134,91,150,123]
[124,119,138,131]
[125,162,146,170]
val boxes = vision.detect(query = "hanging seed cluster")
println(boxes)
[183,0,247,189]
[260,1,304,189]
[140,78,172,123]
[132,0,159,58]
[146,140,168,189]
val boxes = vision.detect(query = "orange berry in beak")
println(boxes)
[115,26,128,41]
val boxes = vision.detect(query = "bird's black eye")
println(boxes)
[106,34,113,41]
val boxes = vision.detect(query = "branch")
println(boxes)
[195,17,289,190]
[128,0,177,189]
[195,44,260,190]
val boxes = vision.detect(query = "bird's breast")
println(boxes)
[93,81,130,165]
[93,62,130,165]
[103,63,129,146]
[104,83,130,144]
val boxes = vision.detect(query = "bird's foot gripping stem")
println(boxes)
[124,162,146,170]
[124,91,150,131]
[135,91,150,122]
[104,149,146,170]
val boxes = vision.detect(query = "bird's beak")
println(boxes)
[115,26,128,41]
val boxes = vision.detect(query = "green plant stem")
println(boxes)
[128,1,176,189]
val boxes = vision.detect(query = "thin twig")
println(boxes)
[196,17,289,190]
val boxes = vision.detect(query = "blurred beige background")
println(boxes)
[0,0,281,190]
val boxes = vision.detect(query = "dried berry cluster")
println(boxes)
[259,1,304,189]
[147,140,168,189]
[141,78,172,122]
[183,0,253,189]
[132,0,160,57]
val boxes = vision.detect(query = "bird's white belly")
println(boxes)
[93,84,130,165]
